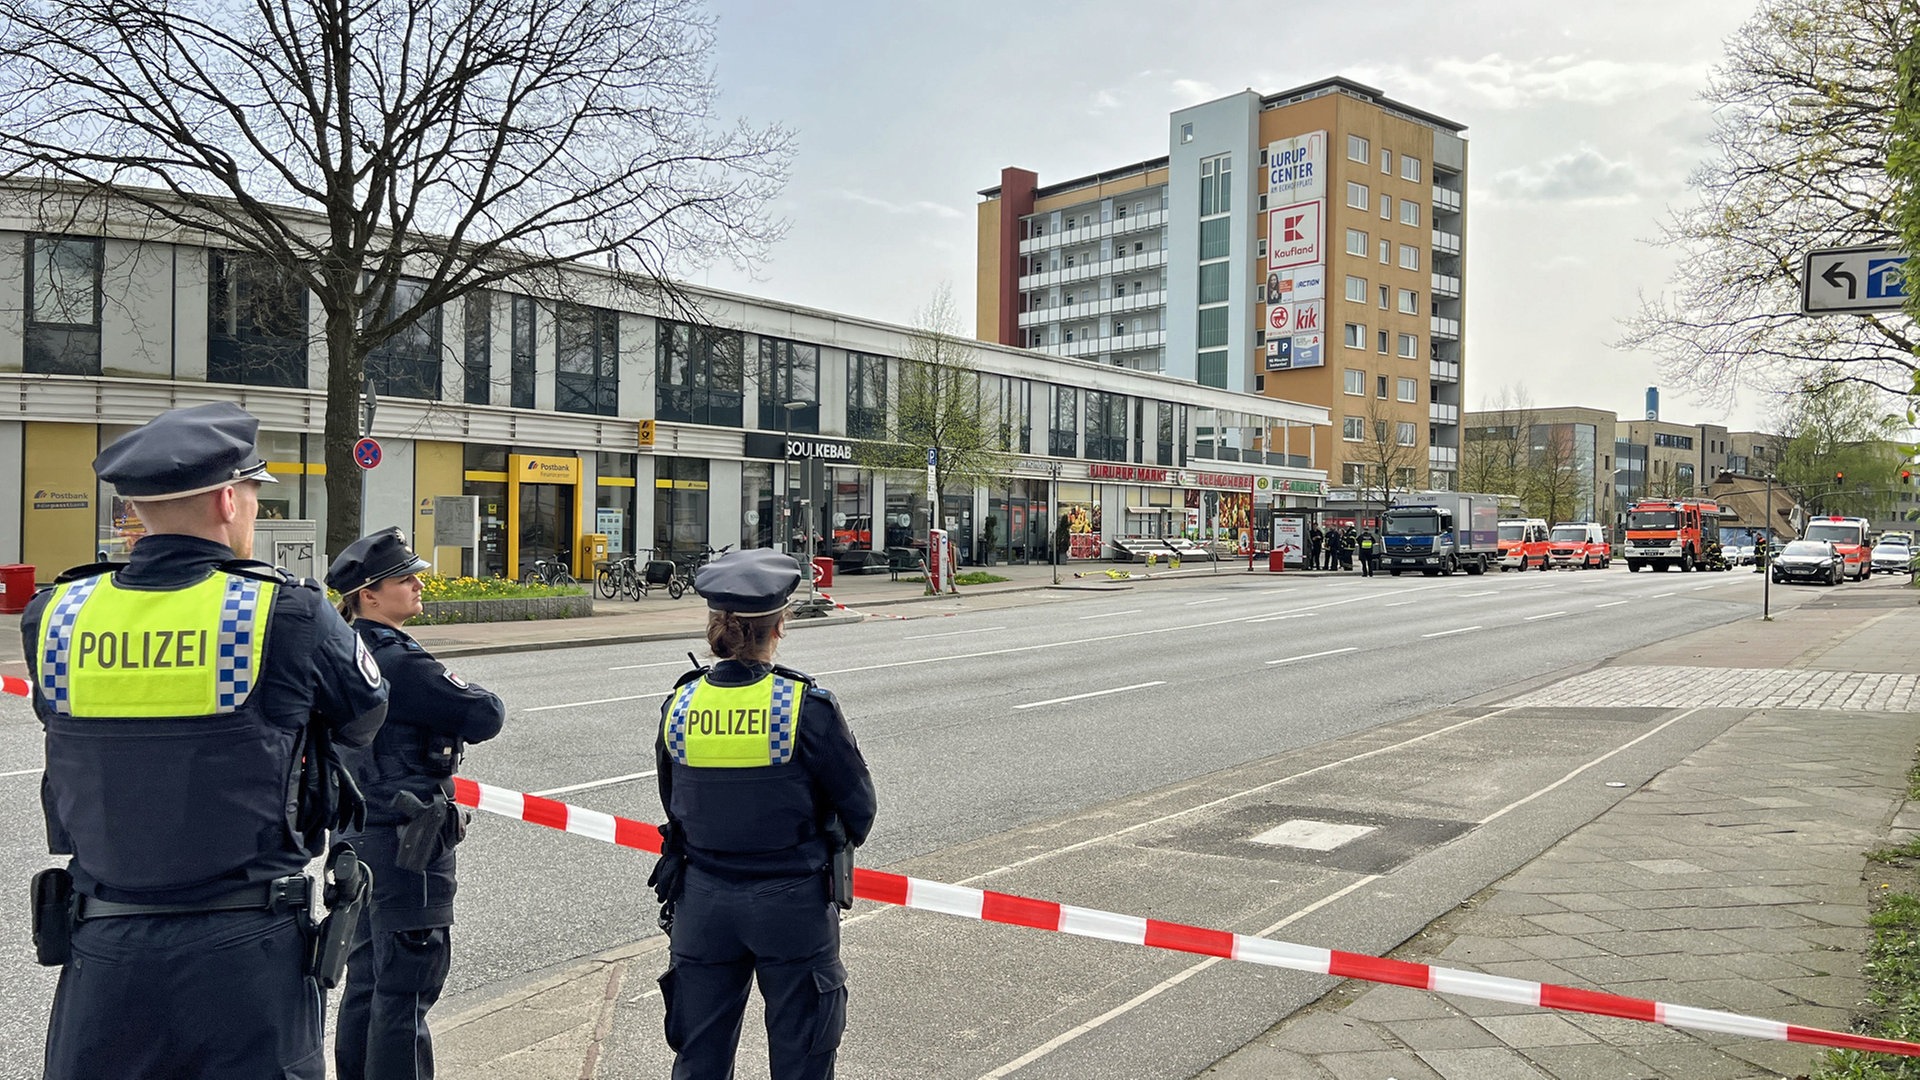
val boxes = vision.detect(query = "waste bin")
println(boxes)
[811,556,834,589]
[1268,549,1287,573]
[0,564,35,614]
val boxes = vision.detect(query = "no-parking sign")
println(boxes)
[353,437,382,470]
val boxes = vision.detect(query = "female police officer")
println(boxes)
[327,527,506,1080]
[651,548,877,1080]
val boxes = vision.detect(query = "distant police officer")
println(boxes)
[22,402,389,1080]
[650,549,877,1080]
[328,527,505,1080]
[1358,530,1378,577]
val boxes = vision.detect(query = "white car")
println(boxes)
[1871,539,1914,575]
[1725,542,1755,565]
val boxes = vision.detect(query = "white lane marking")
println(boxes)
[530,770,657,798]
[1457,591,1495,598]
[1383,600,1417,608]
[607,660,690,672]
[1595,600,1629,609]
[531,581,1460,711]
[1691,585,1716,591]
[1480,708,1702,825]
[1266,647,1359,666]
[1524,611,1566,622]
[1013,681,1165,710]
[0,767,42,779]
[1247,612,1316,623]
[1184,597,1234,606]
[1077,609,1143,620]
[523,690,669,713]
[1649,592,1675,599]
[1423,625,1482,638]
[977,875,1381,1079]
[904,626,1006,640]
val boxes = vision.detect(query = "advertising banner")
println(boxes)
[1275,516,1307,565]
[1265,338,1292,371]
[1291,332,1324,369]
[1266,130,1327,203]
[1266,199,1323,272]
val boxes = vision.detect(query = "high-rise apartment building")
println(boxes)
[979,77,1468,489]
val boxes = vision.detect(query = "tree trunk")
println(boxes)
[323,305,365,560]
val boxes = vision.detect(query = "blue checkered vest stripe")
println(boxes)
[664,674,801,767]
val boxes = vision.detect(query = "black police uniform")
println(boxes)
[22,402,390,1080]
[327,528,506,1080]
[652,550,877,1080]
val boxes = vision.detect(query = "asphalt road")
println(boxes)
[0,563,1858,1077]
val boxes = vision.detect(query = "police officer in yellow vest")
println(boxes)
[21,402,389,1080]
[650,549,877,1080]
[328,527,506,1080]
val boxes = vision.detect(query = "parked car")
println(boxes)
[1547,522,1611,569]
[1871,536,1914,575]
[1771,539,1844,586]
[1497,518,1552,571]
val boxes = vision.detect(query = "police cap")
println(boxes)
[326,526,430,596]
[94,402,279,501]
[695,548,800,617]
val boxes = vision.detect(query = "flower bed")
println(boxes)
[330,575,592,625]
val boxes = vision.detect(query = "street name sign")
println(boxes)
[1801,244,1909,314]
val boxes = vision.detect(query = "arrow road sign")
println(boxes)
[1801,244,1910,314]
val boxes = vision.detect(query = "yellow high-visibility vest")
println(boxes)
[37,572,274,718]
[662,674,803,767]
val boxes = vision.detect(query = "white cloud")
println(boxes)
[1489,147,1651,204]
[1356,52,1709,111]
[1089,88,1122,113]
[834,190,964,220]
[1169,78,1222,106]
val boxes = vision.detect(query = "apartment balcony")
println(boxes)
[1431,315,1460,341]
[1017,289,1167,329]
[1018,209,1168,255]
[1018,248,1167,290]
[1432,229,1461,255]
[1429,402,1459,425]
[1057,328,1167,359]
[1429,445,1459,468]
[1431,186,1462,214]
[1431,272,1460,299]
[1430,358,1460,383]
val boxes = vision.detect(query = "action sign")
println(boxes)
[1801,244,1909,314]
[353,436,382,470]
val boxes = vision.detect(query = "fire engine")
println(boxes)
[1623,498,1724,573]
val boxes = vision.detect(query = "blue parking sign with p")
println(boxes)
[1867,258,1909,300]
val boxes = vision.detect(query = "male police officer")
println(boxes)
[22,402,389,1080]
[329,527,506,1080]
[651,549,877,1079]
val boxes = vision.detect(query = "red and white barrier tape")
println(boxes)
[2,676,28,697]
[812,590,953,622]
[449,775,1920,1059]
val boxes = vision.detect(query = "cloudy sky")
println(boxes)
[695,0,1764,429]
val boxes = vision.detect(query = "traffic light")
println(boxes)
[1904,469,1913,485]
[1835,470,1845,485]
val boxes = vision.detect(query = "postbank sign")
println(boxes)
[511,454,580,485]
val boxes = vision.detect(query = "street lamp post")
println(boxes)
[1047,461,1062,586]
[779,400,808,554]
[1762,473,1773,620]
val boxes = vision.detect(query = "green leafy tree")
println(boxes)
[1621,0,1920,406]
[1771,379,1904,517]
[0,0,789,556]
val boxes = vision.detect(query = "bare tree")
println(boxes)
[1459,384,1536,497]
[0,0,789,554]
[1521,424,1583,525]
[1619,0,1920,410]
[1351,394,1424,523]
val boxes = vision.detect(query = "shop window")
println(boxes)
[1084,390,1126,462]
[365,276,442,400]
[556,302,618,416]
[848,352,889,439]
[25,235,102,375]
[510,295,536,409]
[1156,402,1174,464]
[464,290,492,405]
[207,251,307,389]
[758,336,820,432]
[656,319,743,427]
[1050,385,1078,456]
[595,451,637,556]
[653,456,711,561]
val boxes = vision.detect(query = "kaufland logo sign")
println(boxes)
[1266,199,1322,271]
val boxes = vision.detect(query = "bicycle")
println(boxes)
[520,552,575,587]
[596,555,639,599]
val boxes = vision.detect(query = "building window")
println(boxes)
[657,319,744,427]
[1050,385,1078,456]
[1085,390,1127,462]
[1197,350,1227,388]
[1376,374,1388,399]
[1380,148,1391,174]
[1399,245,1420,271]
[1343,416,1364,441]
[1345,276,1366,303]
[1402,156,1422,182]
[1397,421,1417,446]
[1199,153,1232,216]
[1347,134,1369,162]
[364,277,441,400]
[1398,289,1418,314]
[25,235,102,375]
[1378,238,1390,264]
[555,303,619,417]
[207,251,307,389]
[757,337,820,432]
[1199,216,1231,260]
[463,291,491,405]
[1198,262,1229,304]
[1181,123,1194,144]
[1398,333,1419,358]
[1346,229,1368,256]
[1343,368,1364,396]
[1378,284,1389,309]
[1344,462,1369,484]
[1156,402,1174,463]
[1378,330,1389,354]
[1400,200,1420,227]
[1380,193,1391,219]
[1343,323,1364,349]
[1347,181,1369,209]
[1198,306,1228,348]
[1397,376,1417,402]
[510,295,536,409]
